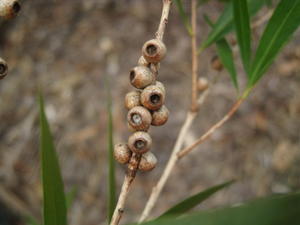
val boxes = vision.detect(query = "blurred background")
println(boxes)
[0,0,299,224]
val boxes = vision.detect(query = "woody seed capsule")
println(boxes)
[0,0,21,19]
[155,81,166,94]
[141,83,165,111]
[125,91,141,110]
[142,39,166,63]
[138,56,150,67]
[128,131,152,154]
[114,143,132,164]
[139,152,157,172]
[211,55,223,71]
[151,105,169,126]
[127,106,152,131]
[0,58,8,80]
[130,66,155,89]
[197,78,209,92]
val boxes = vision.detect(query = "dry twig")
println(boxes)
[191,0,199,112]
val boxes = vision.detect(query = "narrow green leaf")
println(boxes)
[233,0,251,75]
[202,0,265,49]
[142,192,300,225]
[197,0,210,7]
[158,180,234,219]
[66,187,77,210]
[106,76,116,223]
[204,15,238,89]
[25,216,41,225]
[249,0,300,86]
[39,94,67,225]
[216,39,238,88]
[203,14,214,27]
[174,0,193,36]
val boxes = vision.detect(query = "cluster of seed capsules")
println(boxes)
[0,0,21,80]
[114,38,169,172]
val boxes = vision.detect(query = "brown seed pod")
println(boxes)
[0,58,8,80]
[128,131,152,154]
[151,105,169,126]
[138,56,150,67]
[197,78,209,92]
[0,0,21,19]
[127,106,152,131]
[211,55,223,71]
[114,143,132,164]
[142,39,166,63]
[125,91,141,110]
[155,81,166,94]
[141,83,165,111]
[139,152,157,172]
[130,66,155,89]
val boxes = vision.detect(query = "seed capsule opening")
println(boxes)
[127,106,152,131]
[134,139,146,150]
[150,94,161,104]
[146,44,157,56]
[131,113,142,125]
[13,2,21,13]
[128,131,152,154]
[0,64,7,75]
[130,70,136,82]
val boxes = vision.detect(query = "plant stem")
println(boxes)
[110,1,172,225]
[156,0,172,41]
[139,1,201,221]
[110,154,141,225]
[178,97,244,158]
[139,97,245,222]
[138,111,197,222]
[191,0,199,112]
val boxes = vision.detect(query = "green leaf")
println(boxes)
[216,39,238,88]
[203,15,238,89]
[39,94,67,225]
[106,76,116,223]
[249,0,300,86]
[25,216,41,225]
[197,0,210,7]
[174,0,193,36]
[66,187,77,210]
[141,192,300,225]
[202,0,265,49]
[158,180,234,219]
[233,0,251,75]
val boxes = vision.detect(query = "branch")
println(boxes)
[139,1,201,221]
[138,111,197,222]
[191,0,199,112]
[139,97,244,222]
[110,1,172,225]
[178,98,244,158]
[156,0,172,41]
[110,154,141,225]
